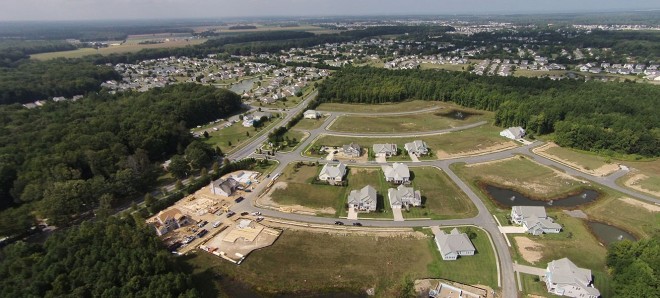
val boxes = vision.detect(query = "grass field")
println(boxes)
[584,197,660,238]
[185,227,498,296]
[291,118,326,131]
[455,156,586,200]
[270,163,346,211]
[513,69,568,78]
[31,39,206,60]
[328,110,489,133]
[427,227,498,288]
[317,100,441,113]
[618,159,660,197]
[420,63,469,72]
[543,146,611,171]
[308,125,513,160]
[404,167,477,219]
[203,118,280,153]
[520,274,562,297]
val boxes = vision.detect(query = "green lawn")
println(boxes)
[427,227,498,288]
[584,197,660,238]
[270,163,346,211]
[203,118,280,153]
[520,274,562,297]
[618,159,660,197]
[513,69,568,78]
[420,63,469,72]
[307,125,510,160]
[544,146,611,171]
[291,118,326,131]
[328,110,489,133]
[317,100,441,113]
[339,167,393,219]
[403,167,477,219]
[184,230,440,296]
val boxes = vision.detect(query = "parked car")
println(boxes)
[240,211,249,216]
[212,221,222,228]
[352,222,362,226]
[256,216,264,222]
[234,197,245,203]
[168,242,182,252]
[251,211,261,216]
[197,221,208,228]
[227,211,236,217]
[196,229,208,238]
[334,221,344,225]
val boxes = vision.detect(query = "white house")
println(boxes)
[372,143,398,157]
[500,127,526,139]
[382,163,410,184]
[347,185,377,212]
[545,258,600,298]
[434,228,476,261]
[404,140,429,156]
[387,185,421,208]
[149,208,189,236]
[210,178,240,197]
[303,110,320,119]
[511,206,562,235]
[318,162,347,185]
[342,143,361,158]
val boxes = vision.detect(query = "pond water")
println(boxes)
[587,221,636,246]
[228,77,259,93]
[434,109,480,120]
[483,184,599,207]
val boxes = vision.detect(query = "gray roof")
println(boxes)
[372,143,397,154]
[319,162,347,179]
[342,142,361,153]
[404,140,428,152]
[513,206,548,219]
[434,228,476,255]
[388,185,420,206]
[547,258,600,296]
[504,126,525,138]
[382,163,410,181]
[527,217,562,230]
[348,185,377,205]
[212,177,239,194]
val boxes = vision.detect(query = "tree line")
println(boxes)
[606,235,658,297]
[317,67,660,157]
[0,83,242,235]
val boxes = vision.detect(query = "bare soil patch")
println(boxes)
[436,141,517,159]
[533,142,618,176]
[620,197,660,212]
[514,236,544,264]
[623,174,660,198]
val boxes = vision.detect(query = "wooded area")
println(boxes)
[0,84,242,234]
[606,235,659,297]
[0,218,199,297]
[317,67,660,156]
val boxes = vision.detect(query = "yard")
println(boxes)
[270,163,346,211]
[290,118,327,131]
[327,110,489,133]
[306,125,513,160]
[403,167,477,219]
[316,100,441,113]
[426,227,498,288]
[203,117,281,154]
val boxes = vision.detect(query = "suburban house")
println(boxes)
[404,140,429,156]
[342,143,362,157]
[511,206,562,235]
[242,112,272,127]
[210,177,240,197]
[318,162,347,185]
[545,258,600,298]
[500,126,526,139]
[434,228,476,261]
[382,162,411,184]
[372,143,398,157]
[388,185,422,208]
[150,208,189,236]
[303,110,320,119]
[347,185,377,212]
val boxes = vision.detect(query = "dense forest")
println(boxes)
[0,40,77,67]
[0,83,242,235]
[0,58,119,104]
[317,67,660,156]
[0,218,199,297]
[606,236,659,297]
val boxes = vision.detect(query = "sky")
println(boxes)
[0,0,658,21]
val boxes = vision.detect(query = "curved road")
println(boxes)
[216,94,657,298]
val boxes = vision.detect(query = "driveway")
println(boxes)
[409,153,420,162]
[393,208,404,221]
[513,263,546,276]
[347,208,358,220]
[375,156,387,163]
[499,226,527,234]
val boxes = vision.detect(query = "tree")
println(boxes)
[227,141,232,147]
[168,155,189,179]
[144,193,155,207]
[175,180,184,190]
[184,141,213,170]
[203,131,210,138]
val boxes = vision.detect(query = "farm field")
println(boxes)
[31,38,206,60]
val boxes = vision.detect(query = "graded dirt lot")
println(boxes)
[513,236,544,264]
[532,143,619,177]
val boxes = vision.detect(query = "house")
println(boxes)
[500,126,526,139]
[342,143,361,157]
[511,206,562,235]
[434,228,476,260]
[372,143,398,157]
[150,208,189,236]
[347,185,377,212]
[210,178,240,197]
[303,110,320,119]
[382,163,410,184]
[545,258,600,298]
[318,162,347,185]
[404,140,429,156]
[387,185,421,208]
